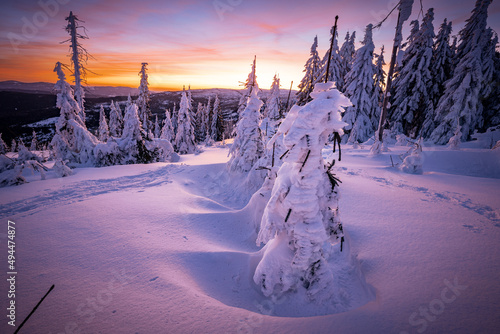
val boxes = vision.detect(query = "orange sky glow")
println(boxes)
[1,0,498,91]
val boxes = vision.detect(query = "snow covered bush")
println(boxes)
[52,159,73,177]
[254,82,355,303]
[94,139,122,167]
[400,139,424,174]
[0,165,25,187]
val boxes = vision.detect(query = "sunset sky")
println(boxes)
[0,0,499,91]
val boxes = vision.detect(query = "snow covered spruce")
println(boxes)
[253,82,374,310]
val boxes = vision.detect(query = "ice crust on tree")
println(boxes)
[253,82,371,308]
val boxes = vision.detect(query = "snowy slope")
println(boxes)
[0,144,499,334]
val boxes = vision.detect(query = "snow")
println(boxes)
[0,142,499,333]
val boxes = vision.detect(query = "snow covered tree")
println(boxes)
[126,93,133,109]
[342,24,379,143]
[160,109,174,142]
[50,62,97,165]
[174,91,197,154]
[171,102,178,135]
[65,11,90,125]
[137,63,153,135]
[254,82,351,301]
[154,115,161,139]
[98,105,109,142]
[339,31,356,91]
[109,101,124,138]
[421,18,454,138]
[0,134,7,154]
[234,56,258,124]
[482,49,500,129]
[390,9,435,138]
[316,27,343,90]
[30,130,39,151]
[296,36,322,106]
[118,104,154,164]
[430,0,496,144]
[10,139,17,153]
[210,95,224,142]
[431,18,454,105]
[194,102,206,143]
[261,75,282,142]
[228,87,264,173]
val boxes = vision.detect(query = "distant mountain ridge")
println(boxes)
[0,80,140,98]
[0,81,296,99]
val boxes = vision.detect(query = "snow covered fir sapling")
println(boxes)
[253,82,374,311]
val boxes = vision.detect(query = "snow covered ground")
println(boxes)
[1,143,499,334]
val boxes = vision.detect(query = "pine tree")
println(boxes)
[160,109,174,142]
[30,130,39,151]
[431,0,496,143]
[296,36,322,105]
[210,95,224,142]
[109,101,124,138]
[342,24,379,143]
[11,139,17,153]
[137,63,153,134]
[254,82,351,301]
[0,134,7,154]
[339,31,356,91]
[316,27,343,90]
[174,91,197,154]
[98,105,109,142]
[390,9,435,138]
[228,87,264,173]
